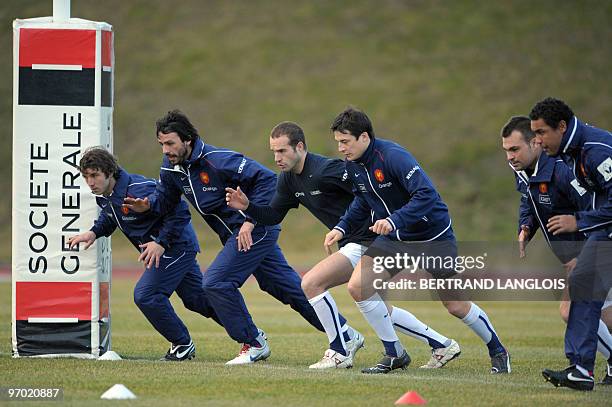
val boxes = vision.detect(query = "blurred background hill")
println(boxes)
[1,0,611,267]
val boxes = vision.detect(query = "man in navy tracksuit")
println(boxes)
[530,98,612,390]
[324,107,509,374]
[68,147,219,361]
[501,115,612,385]
[225,121,459,370]
[124,110,329,365]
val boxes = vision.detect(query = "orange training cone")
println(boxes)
[395,391,427,405]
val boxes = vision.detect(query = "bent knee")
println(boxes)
[443,301,469,318]
[301,273,325,298]
[347,278,363,301]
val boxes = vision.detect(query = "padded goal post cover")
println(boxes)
[12,17,113,358]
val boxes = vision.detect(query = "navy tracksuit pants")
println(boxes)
[201,225,340,344]
[134,249,220,345]
[565,229,612,371]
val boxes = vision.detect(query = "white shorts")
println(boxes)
[338,242,366,268]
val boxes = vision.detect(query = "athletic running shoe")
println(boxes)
[225,330,271,365]
[542,365,594,391]
[490,350,511,374]
[309,349,353,369]
[160,339,195,361]
[345,329,365,358]
[420,339,461,369]
[361,350,411,374]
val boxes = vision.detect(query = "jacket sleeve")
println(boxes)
[515,174,538,238]
[147,169,183,217]
[244,175,298,225]
[575,148,612,232]
[214,152,277,208]
[90,209,117,238]
[155,198,192,250]
[554,160,593,213]
[385,149,441,232]
[335,191,371,237]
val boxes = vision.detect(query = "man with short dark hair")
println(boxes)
[124,110,339,365]
[529,98,612,390]
[501,115,612,385]
[69,147,219,361]
[325,107,510,374]
[226,121,459,370]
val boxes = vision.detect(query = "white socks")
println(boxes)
[391,306,451,349]
[308,291,347,355]
[356,293,404,357]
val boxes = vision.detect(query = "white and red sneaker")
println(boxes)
[225,331,271,365]
[309,349,353,369]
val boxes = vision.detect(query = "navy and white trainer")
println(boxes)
[160,339,195,361]
[490,350,511,374]
[542,366,594,391]
[361,350,411,374]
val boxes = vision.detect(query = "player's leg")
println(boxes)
[302,245,364,369]
[443,300,509,373]
[348,255,410,373]
[133,250,196,361]
[389,306,461,369]
[174,256,222,326]
[543,232,609,390]
[428,232,509,373]
[562,259,612,384]
[201,227,274,365]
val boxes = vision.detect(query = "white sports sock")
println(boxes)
[391,306,450,348]
[309,291,346,353]
[597,319,612,361]
[356,293,403,356]
[461,303,504,355]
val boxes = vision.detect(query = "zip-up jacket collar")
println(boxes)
[354,137,378,165]
[558,116,583,156]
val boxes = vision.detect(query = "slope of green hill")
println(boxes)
[1,0,610,265]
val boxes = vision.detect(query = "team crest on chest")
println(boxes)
[121,205,129,215]
[538,183,551,205]
[200,172,210,184]
[374,169,385,182]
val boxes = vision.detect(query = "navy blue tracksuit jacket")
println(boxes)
[90,168,217,345]
[551,116,612,372]
[148,138,327,344]
[335,137,453,242]
[513,152,591,264]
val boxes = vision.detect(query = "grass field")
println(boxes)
[1,275,611,406]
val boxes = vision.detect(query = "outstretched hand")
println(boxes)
[123,196,150,213]
[67,231,97,250]
[225,186,250,211]
[518,225,530,258]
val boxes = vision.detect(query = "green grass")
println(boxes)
[1,278,611,406]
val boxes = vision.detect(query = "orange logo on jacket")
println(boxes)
[539,183,548,194]
[121,205,129,215]
[200,172,210,184]
[374,169,385,183]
